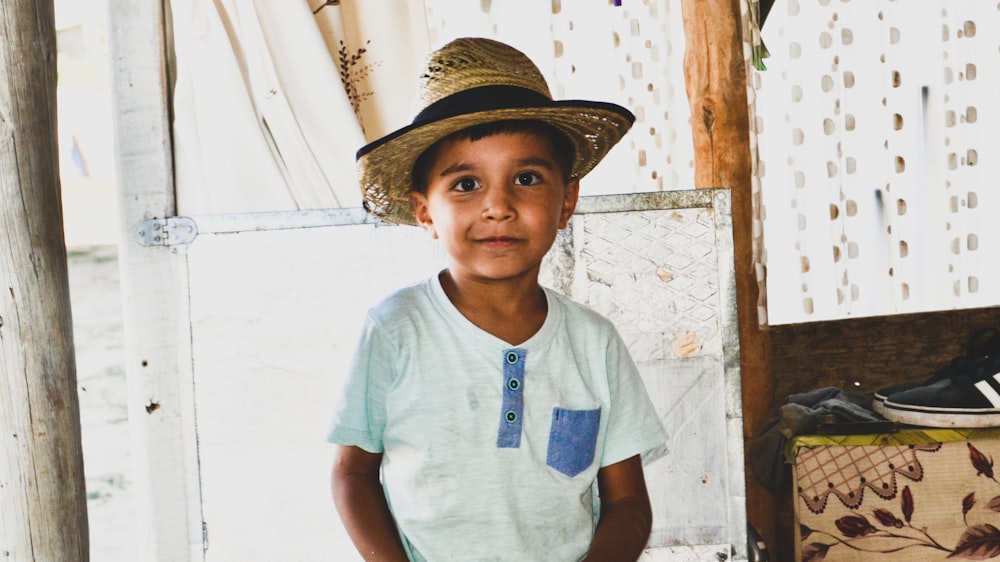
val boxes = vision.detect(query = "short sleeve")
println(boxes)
[599,328,667,467]
[326,313,398,453]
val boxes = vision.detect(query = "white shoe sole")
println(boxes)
[882,403,1000,428]
[872,396,886,415]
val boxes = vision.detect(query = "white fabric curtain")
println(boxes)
[311,0,431,142]
[753,1,1000,324]
[170,0,695,215]
[170,0,365,214]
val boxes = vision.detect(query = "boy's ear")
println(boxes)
[558,178,581,229]
[408,191,438,238]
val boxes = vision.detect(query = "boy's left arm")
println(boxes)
[582,454,652,562]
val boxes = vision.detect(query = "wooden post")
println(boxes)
[0,0,90,560]
[107,1,204,560]
[680,0,776,552]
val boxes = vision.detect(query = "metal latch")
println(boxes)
[134,217,198,246]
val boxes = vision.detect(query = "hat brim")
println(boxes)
[357,101,634,225]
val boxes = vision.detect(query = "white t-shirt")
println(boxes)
[327,273,666,561]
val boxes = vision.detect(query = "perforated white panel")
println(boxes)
[423,0,695,196]
[754,2,1000,324]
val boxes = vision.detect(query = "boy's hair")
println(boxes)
[411,119,576,194]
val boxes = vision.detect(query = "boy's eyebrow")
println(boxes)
[438,162,475,177]
[438,158,556,177]
[515,157,557,170]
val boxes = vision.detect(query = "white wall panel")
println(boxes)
[186,191,745,560]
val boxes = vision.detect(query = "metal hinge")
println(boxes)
[133,217,198,246]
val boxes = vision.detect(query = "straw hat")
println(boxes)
[356,37,635,225]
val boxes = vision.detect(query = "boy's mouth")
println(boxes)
[478,236,520,247]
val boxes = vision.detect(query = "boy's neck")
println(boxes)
[438,269,548,346]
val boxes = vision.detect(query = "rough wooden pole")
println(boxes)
[680,0,775,552]
[0,0,90,560]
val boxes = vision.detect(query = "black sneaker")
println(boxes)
[873,355,977,415]
[881,355,1000,428]
[872,328,1000,415]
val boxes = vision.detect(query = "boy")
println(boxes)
[327,37,667,561]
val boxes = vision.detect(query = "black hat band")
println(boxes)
[357,85,553,159]
[413,85,552,124]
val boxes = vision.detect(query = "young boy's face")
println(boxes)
[409,129,580,286]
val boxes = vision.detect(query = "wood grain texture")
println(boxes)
[680,0,775,552]
[0,0,89,559]
[770,308,1000,409]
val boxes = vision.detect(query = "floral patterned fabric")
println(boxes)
[793,430,1000,560]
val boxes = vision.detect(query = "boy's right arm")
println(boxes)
[331,445,409,562]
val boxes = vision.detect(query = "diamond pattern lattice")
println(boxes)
[539,190,745,556]
[574,208,721,363]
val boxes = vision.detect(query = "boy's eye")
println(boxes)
[515,172,542,186]
[453,178,480,192]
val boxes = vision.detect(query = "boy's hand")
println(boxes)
[582,455,652,562]
[331,445,409,562]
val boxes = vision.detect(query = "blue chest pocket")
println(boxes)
[546,407,601,477]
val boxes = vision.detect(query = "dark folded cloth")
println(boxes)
[748,387,878,493]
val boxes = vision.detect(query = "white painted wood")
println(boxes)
[641,545,734,561]
[190,208,378,233]
[713,190,750,562]
[183,191,745,561]
[188,225,443,561]
[107,1,204,559]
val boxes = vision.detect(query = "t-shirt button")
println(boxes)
[505,351,519,365]
[505,410,518,423]
[507,378,520,391]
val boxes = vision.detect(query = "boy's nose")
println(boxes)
[482,186,516,221]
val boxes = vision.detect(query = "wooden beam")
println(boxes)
[680,0,775,552]
[108,1,204,559]
[0,0,89,559]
